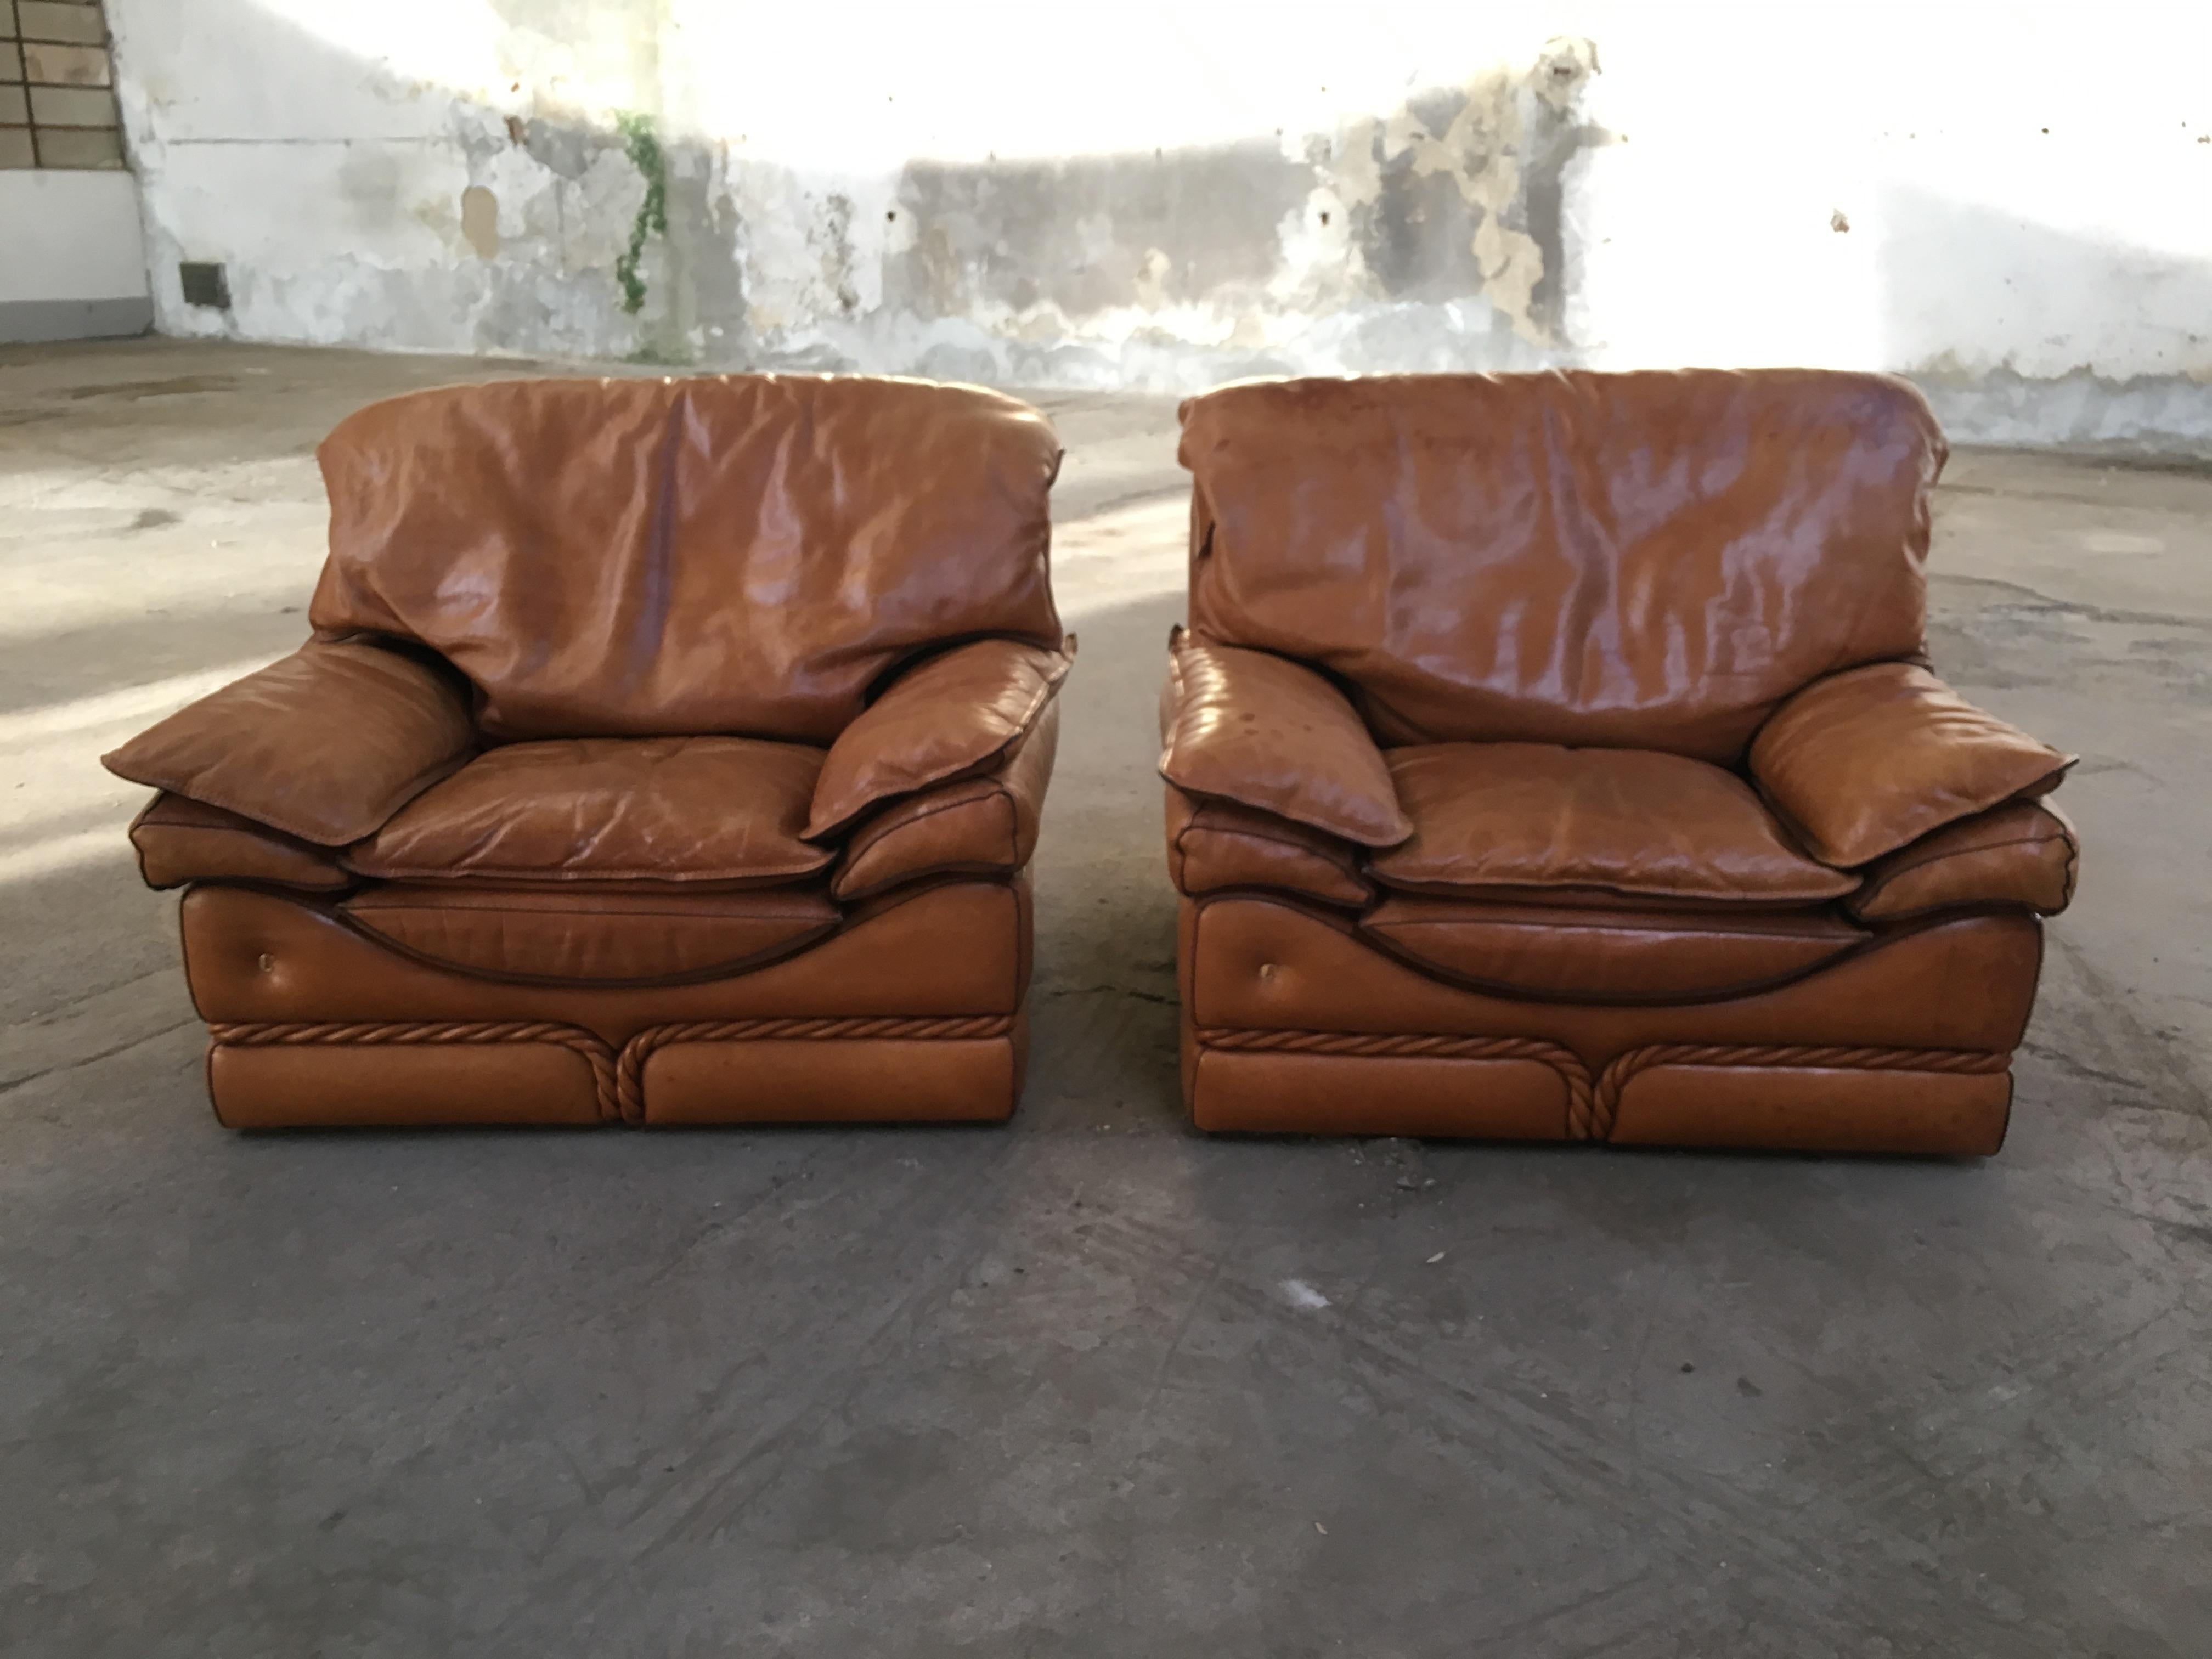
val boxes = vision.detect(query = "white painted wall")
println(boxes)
[102,0,2212,448]
[0,170,151,340]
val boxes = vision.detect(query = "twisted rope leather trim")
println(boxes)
[206,1019,620,1120]
[1194,1026,1600,1138]
[1589,1042,2010,1140]
[1193,1028,2009,1142]
[614,1014,1016,1122]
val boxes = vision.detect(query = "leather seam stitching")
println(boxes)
[345,854,837,883]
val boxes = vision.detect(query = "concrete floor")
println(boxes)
[2,339,2209,1658]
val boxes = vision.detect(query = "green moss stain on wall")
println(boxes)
[614,111,668,314]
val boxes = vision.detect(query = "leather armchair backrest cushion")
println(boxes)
[1179,369,1943,765]
[310,375,1064,743]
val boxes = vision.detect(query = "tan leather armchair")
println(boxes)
[106,375,1071,1128]
[1160,370,2076,1155]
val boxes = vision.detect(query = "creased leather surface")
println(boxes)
[1373,743,1855,904]
[129,793,354,891]
[102,642,476,846]
[1158,631,1410,846]
[1177,897,2038,1151]
[311,375,1064,743]
[1849,798,2078,920]
[1750,662,2074,867]
[808,637,1071,839]
[1362,896,1868,1000]
[834,701,1058,899]
[341,883,839,983]
[350,736,832,884]
[183,879,1026,1047]
[1180,369,1943,763]
[1165,786,1373,907]
[1187,894,2042,1058]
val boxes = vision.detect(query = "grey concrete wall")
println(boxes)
[0,170,151,343]
[99,2,2212,452]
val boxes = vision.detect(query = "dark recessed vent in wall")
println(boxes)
[179,262,230,309]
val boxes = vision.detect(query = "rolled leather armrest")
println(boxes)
[101,641,477,846]
[1749,662,2074,868]
[807,636,1073,841]
[1165,784,1374,907]
[128,793,356,891]
[1158,629,1411,847]
[1848,798,2078,921]
[832,701,1059,900]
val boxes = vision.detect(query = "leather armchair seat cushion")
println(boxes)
[1372,743,1855,905]
[340,884,838,983]
[833,702,1058,900]
[1165,787,1372,907]
[129,793,354,891]
[1848,799,2078,921]
[1361,896,1869,1000]
[348,736,833,884]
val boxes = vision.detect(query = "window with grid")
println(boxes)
[2,1,122,169]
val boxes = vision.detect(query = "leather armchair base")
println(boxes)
[1177,895,2041,1155]
[179,877,1032,1128]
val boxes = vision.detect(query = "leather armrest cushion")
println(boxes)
[128,793,357,891]
[101,641,477,846]
[1847,798,2078,921]
[832,701,1059,900]
[1158,631,1411,847]
[1749,662,2073,867]
[807,636,1073,841]
[1166,784,1374,907]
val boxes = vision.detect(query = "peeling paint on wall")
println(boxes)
[459,185,500,259]
[98,1,2212,444]
[106,1,1611,387]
